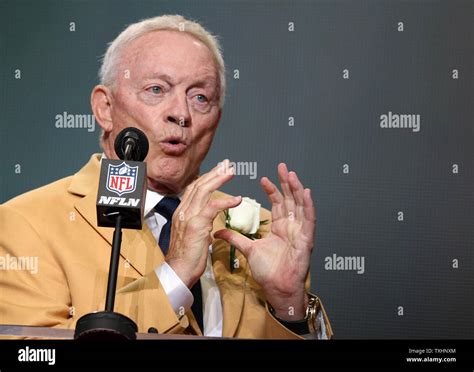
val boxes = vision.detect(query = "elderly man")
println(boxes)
[0,15,332,339]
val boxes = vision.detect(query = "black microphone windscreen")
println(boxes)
[114,127,149,161]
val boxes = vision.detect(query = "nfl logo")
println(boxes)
[106,162,138,196]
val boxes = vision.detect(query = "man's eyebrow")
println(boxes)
[191,77,218,89]
[142,73,217,88]
[142,73,175,83]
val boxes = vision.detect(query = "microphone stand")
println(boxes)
[74,147,139,340]
[105,213,122,312]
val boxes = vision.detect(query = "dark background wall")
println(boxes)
[1,0,473,339]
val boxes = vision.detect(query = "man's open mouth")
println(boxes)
[160,137,188,155]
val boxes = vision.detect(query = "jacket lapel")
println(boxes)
[69,154,162,277]
[70,155,114,246]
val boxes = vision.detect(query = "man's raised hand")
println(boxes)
[214,163,316,320]
[165,159,241,288]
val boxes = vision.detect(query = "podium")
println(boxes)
[0,324,214,339]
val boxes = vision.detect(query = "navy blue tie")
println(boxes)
[155,196,180,255]
[154,197,204,332]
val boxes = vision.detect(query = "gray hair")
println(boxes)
[99,14,226,107]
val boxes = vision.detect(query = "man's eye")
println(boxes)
[148,86,162,94]
[196,94,208,103]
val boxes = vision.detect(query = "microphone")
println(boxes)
[96,127,149,229]
[75,127,149,340]
[114,127,149,161]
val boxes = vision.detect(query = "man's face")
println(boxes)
[104,30,221,194]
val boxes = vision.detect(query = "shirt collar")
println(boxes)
[143,190,163,216]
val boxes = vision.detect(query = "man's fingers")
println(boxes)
[192,166,235,210]
[180,159,234,214]
[277,163,296,216]
[288,171,305,205]
[177,180,198,214]
[288,171,305,221]
[302,188,316,241]
[261,177,283,204]
[213,229,253,257]
[260,177,285,221]
[201,196,242,221]
[277,163,291,196]
[195,159,234,191]
[194,159,232,189]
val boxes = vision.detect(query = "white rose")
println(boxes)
[228,197,261,235]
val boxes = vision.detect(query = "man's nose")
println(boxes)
[165,92,191,127]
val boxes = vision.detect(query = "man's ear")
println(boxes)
[91,85,114,133]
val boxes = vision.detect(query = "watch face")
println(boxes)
[307,296,321,334]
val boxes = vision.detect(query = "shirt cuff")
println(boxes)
[316,309,328,340]
[154,262,193,316]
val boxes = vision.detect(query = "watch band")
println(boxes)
[268,293,321,336]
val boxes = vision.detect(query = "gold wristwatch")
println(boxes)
[306,293,321,334]
[268,293,321,335]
